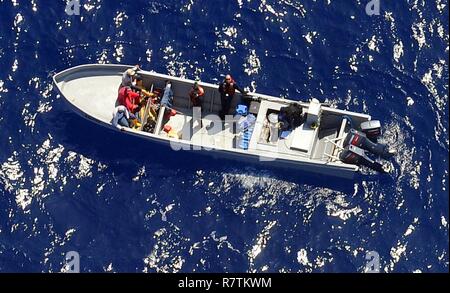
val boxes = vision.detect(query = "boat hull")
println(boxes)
[54,64,363,179]
[60,88,357,179]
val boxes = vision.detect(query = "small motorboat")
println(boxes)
[53,64,394,178]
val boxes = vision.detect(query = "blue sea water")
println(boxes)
[0,0,448,273]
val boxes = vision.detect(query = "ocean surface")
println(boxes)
[0,0,448,273]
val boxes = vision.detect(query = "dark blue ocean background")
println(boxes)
[0,0,448,273]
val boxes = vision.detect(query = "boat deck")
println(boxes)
[155,99,342,162]
[161,108,236,150]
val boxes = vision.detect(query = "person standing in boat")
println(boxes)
[161,80,174,109]
[218,74,246,120]
[160,80,181,118]
[189,82,204,108]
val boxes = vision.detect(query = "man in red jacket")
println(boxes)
[189,82,204,107]
[118,86,142,114]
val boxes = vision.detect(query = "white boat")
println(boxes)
[53,64,381,178]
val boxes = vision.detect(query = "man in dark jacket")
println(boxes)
[218,74,246,120]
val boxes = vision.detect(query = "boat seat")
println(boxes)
[290,123,317,153]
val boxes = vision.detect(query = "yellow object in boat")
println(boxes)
[147,107,157,122]
[168,130,179,139]
[130,119,141,129]
[141,89,154,98]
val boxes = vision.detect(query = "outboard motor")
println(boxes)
[339,145,386,173]
[361,120,382,142]
[343,129,395,160]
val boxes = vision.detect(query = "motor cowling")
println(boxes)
[360,120,382,141]
[339,145,386,173]
[343,128,395,160]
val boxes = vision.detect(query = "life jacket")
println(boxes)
[197,86,205,96]
[222,79,236,96]
[190,86,205,100]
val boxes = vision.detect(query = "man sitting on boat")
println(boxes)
[112,105,140,129]
[117,85,145,120]
[218,74,246,120]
